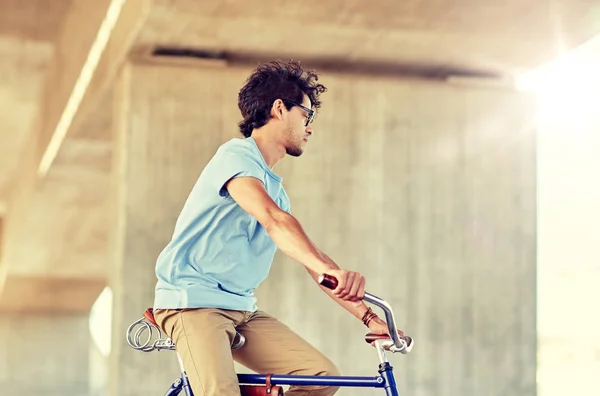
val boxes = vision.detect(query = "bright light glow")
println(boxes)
[518,33,600,396]
[516,34,600,125]
[89,286,113,357]
[37,0,126,177]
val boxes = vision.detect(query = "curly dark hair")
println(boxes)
[237,60,327,137]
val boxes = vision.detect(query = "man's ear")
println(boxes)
[270,99,286,121]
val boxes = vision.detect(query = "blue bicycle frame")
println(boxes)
[164,362,399,396]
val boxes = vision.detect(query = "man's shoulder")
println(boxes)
[214,137,264,168]
[218,137,256,156]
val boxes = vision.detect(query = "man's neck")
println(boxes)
[250,130,286,169]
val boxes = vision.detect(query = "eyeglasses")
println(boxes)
[283,99,315,127]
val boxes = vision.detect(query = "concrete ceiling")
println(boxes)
[0,0,599,312]
[1,0,600,208]
[137,0,600,75]
[0,0,72,210]
[0,36,51,208]
[0,0,73,41]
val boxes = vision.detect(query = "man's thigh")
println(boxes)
[154,308,247,396]
[233,311,340,394]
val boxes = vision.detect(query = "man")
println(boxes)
[153,60,397,395]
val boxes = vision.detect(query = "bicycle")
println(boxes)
[126,274,414,395]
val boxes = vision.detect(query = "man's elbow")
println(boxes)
[262,208,292,235]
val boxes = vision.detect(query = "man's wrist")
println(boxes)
[309,256,333,275]
[361,307,379,327]
[354,301,369,319]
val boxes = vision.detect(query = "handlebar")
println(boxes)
[318,274,413,354]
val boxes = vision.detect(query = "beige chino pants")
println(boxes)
[154,308,340,396]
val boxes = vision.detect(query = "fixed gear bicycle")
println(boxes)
[126,274,414,395]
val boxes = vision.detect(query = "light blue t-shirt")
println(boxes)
[153,137,290,312]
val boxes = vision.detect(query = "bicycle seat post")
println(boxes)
[374,339,389,364]
[176,351,186,373]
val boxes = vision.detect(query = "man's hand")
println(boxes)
[368,316,406,337]
[367,316,406,347]
[324,269,366,302]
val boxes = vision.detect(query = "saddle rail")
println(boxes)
[126,309,176,352]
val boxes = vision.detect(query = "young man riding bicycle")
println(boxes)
[152,60,404,396]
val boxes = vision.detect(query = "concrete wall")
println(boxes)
[109,62,246,395]
[0,314,90,396]
[110,61,537,396]
[255,75,537,396]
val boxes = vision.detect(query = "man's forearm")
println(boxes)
[265,210,333,274]
[266,211,370,321]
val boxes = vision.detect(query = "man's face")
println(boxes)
[284,95,314,157]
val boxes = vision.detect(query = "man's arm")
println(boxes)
[225,176,365,302]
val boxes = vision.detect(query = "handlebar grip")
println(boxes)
[318,274,339,290]
[365,333,412,345]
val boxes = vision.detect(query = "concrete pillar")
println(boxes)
[0,314,90,396]
[254,77,538,396]
[109,61,246,395]
[109,60,537,396]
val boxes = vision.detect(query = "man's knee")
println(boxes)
[315,359,341,377]
[315,359,342,394]
[286,358,341,395]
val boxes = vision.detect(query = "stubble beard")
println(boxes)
[284,124,304,157]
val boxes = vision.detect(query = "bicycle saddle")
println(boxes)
[141,308,245,350]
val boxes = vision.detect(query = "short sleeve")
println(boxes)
[209,148,266,197]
